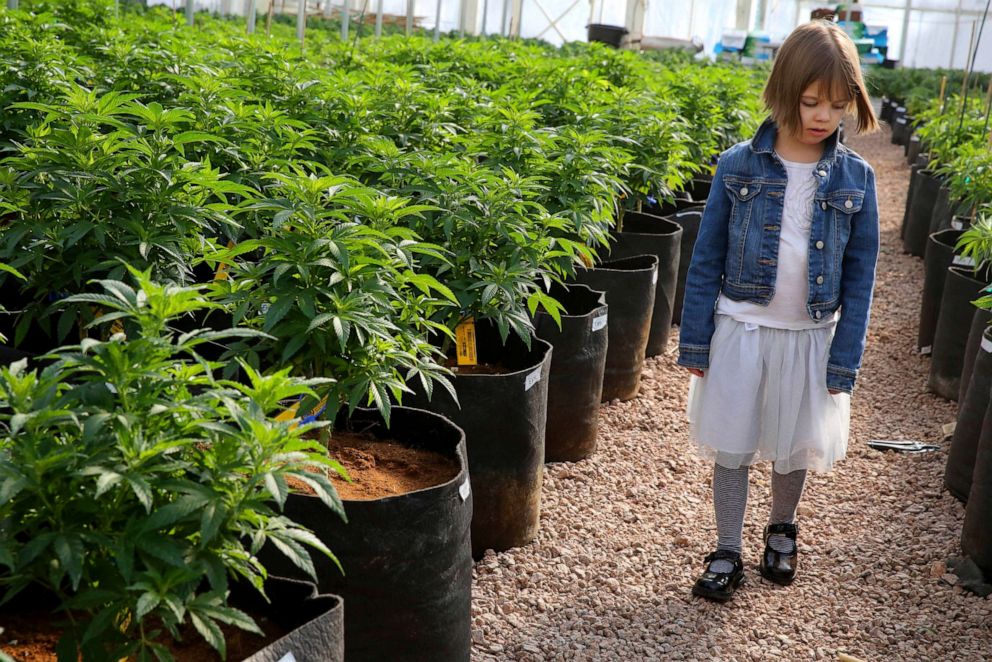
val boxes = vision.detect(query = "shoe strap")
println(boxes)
[766,522,798,538]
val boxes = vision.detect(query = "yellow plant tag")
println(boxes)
[274,394,329,430]
[213,240,236,281]
[455,317,478,366]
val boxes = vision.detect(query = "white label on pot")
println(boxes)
[651,269,658,285]
[952,220,964,230]
[525,368,542,391]
[982,336,992,354]
[459,478,471,501]
[953,255,976,267]
[592,313,608,332]
[896,118,907,125]
[921,345,932,355]
[277,654,297,662]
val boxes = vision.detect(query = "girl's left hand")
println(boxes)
[828,389,841,395]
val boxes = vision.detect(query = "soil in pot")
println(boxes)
[290,430,460,501]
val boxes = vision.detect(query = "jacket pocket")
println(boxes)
[723,179,763,282]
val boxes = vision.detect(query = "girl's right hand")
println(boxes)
[687,368,705,378]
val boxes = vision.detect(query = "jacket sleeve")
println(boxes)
[826,165,880,394]
[676,151,733,370]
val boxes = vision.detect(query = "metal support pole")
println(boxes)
[246,0,257,32]
[434,0,443,40]
[342,0,351,39]
[898,0,914,66]
[186,0,195,26]
[324,0,333,17]
[501,0,510,36]
[6,0,19,8]
[298,0,307,46]
[375,0,383,37]
[482,0,489,34]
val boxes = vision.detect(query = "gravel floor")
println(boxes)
[470,126,992,661]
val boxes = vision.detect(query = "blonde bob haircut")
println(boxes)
[763,20,879,136]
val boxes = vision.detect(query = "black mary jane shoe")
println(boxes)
[760,522,799,586]
[691,549,745,602]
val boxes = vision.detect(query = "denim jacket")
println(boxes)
[677,118,879,394]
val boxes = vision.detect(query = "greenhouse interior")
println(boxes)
[0,0,991,660]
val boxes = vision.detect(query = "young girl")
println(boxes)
[677,20,879,602]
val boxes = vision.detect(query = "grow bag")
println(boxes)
[262,406,472,661]
[610,211,682,354]
[406,324,551,558]
[668,205,706,325]
[918,229,965,354]
[643,195,703,219]
[900,164,924,241]
[927,185,953,235]
[571,255,657,401]
[902,170,941,257]
[587,23,627,47]
[880,96,892,122]
[961,389,992,579]
[686,175,713,203]
[928,265,989,401]
[906,135,922,166]
[960,308,992,404]
[891,115,909,145]
[950,215,974,231]
[0,578,344,662]
[946,325,992,502]
[533,283,608,462]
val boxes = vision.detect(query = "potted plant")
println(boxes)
[0,267,345,661]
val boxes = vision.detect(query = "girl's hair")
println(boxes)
[763,20,879,135]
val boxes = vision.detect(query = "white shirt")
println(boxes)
[716,154,835,330]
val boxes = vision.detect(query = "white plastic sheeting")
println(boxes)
[151,0,990,71]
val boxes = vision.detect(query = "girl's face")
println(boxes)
[796,81,849,145]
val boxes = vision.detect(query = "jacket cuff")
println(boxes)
[826,364,856,394]
[678,344,710,370]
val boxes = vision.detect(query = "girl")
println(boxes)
[677,20,880,602]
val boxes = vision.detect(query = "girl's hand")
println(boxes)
[828,389,841,395]
[687,368,705,378]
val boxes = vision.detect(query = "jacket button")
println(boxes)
[815,240,824,249]
[816,275,824,285]
[844,199,853,209]
[815,311,822,319]
[818,170,827,177]
[820,201,827,210]
[740,187,748,196]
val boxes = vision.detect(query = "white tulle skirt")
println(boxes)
[687,315,851,474]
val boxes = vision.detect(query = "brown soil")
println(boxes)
[293,430,459,501]
[1,606,288,661]
[443,356,515,375]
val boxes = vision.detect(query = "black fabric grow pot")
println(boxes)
[902,170,941,257]
[261,406,472,661]
[918,229,965,354]
[0,577,344,662]
[643,196,703,219]
[610,211,682,354]
[587,23,627,47]
[929,265,990,401]
[533,283,608,462]
[686,176,713,203]
[928,185,956,235]
[406,323,551,559]
[667,205,705,325]
[891,115,909,145]
[900,163,924,241]
[570,255,657,402]
[960,308,992,404]
[880,97,892,122]
[946,325,992,502]
[906,135,922,165]
[962,388,992,579]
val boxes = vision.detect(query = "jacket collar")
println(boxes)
[748,117,841,166]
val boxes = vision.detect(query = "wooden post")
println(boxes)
[509,0,522,38]
[246,0,257,33]
[297,0,306,47]
[266,0,275,35]
[961,21,977,101]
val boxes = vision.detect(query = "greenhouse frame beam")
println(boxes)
[533,0,579,41]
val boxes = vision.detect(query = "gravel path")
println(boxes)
[470,126,992,661]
